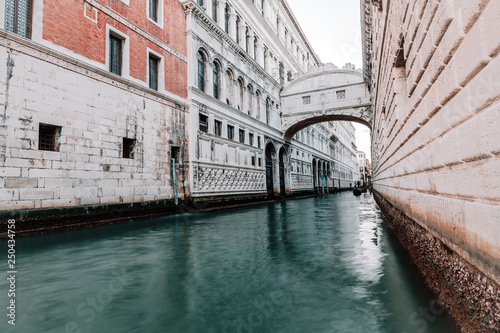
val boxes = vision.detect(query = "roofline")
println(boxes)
[280,0,321,64]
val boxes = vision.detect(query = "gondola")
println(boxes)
[353,187,362,196]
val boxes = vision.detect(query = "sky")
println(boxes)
[286,0,372,161]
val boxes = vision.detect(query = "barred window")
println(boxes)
[109,35,123,76]
[336,90,346,100]
[149,54,159,91]
[5,0,32,38]
[38,124,61,152]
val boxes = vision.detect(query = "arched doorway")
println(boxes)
[278,148,287,197]
[265,143,276,197]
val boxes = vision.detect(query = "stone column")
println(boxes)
[248,29,255,59]
[229,12,237,42]
[207,62,215,98]
[218,0,226,29]
[219,65,227,103]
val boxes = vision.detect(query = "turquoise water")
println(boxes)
[0,193,457,332]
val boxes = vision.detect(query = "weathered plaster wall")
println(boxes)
[368,0,500,286]
[0,33,188,211]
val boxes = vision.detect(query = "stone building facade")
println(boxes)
[0,0,188,212]
[364,0,500,329]
[182,0,358,200]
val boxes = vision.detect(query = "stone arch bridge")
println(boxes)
[280,64,372,140]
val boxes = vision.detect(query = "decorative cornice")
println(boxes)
[0,30,188,108]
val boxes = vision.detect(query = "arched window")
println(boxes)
[197,52,205,91]
[266,98,271,124]
[213,61,220,99]
[224,5,230,33]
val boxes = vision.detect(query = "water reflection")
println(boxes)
[0,193,457,333]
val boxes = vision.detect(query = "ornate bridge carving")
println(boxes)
[280,64,372,139]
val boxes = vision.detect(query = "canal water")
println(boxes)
[1,193,458,333]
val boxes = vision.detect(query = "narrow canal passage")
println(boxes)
[1,193,458,333]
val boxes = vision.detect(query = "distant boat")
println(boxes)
[353,188,362,196]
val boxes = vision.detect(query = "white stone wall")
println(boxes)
[0,34,188,211]
[367,0,500,284]
[183,0,358,197]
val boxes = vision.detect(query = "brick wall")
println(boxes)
[0,31,188,211]
[369,0,500,285]
[42,0,187,98]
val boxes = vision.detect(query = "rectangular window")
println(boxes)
[249,133,254,146]
[171,146,180,163]
[251,156,256,166]
[149,54,159,91]
[123,138,136,159]
[227,125,234,140]
[149,0,159,22]
[239,129,245,143]
[212,1,217,22]
[336,90,346,99]
[109,34,123,76]
[302,96,311,105]
[258,158,262,167]
[5,0,32,38]
[199,114,208,132]
[38,124,61,152]
[214,120,222,136]
[257,136,261,148]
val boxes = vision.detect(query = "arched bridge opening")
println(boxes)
[280,64,372,140]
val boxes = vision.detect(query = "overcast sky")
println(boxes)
[286,0,372,161]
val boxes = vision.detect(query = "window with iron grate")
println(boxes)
[5,0,32,38]
[38,124,61,152]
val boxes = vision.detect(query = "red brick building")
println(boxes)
[0,1,189,217]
